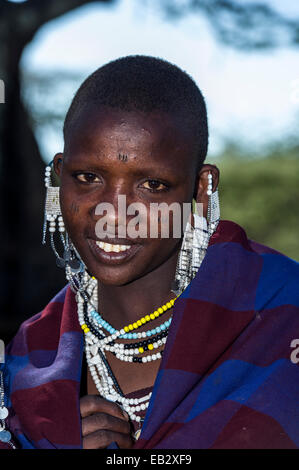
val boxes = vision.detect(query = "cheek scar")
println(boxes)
[71,202,79,214]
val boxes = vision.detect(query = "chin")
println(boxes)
[90,265,142,287]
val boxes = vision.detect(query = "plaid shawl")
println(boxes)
[1,220,299,449]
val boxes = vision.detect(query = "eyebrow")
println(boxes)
[66,153,180,180]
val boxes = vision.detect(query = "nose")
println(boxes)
[94,182,134,238]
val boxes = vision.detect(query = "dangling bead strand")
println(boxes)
[75,272,181,424]
[77,291,154,423]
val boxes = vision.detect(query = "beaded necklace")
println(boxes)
[76,274,179,429]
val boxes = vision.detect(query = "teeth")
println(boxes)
[96,241,131,253]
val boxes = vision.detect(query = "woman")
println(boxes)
[1,56,298,450]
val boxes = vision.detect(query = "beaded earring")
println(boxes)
[0,371,16,448]
[207,172,220,238]
[42,162,85,278]
[171,172,220,295]
[42,163,63,245]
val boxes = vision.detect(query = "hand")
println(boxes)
[80,395,134,449]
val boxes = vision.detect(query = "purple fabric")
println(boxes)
[0,220,298,449]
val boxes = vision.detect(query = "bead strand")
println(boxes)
[106,329,168,352]
[77,291,153,422]
[90,297,176,339]
[75,272,179,424]
[89,310,172,342]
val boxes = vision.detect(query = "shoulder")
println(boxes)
[207,220,299,312]
[252,245,299,312]
[0,284,80,449]
[2,283,80,399]
[5,284,78,358]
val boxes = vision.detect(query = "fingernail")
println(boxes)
[122,410,129,421]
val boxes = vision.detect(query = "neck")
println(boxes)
[97,247,180,329]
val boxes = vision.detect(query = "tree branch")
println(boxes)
[15,0,116,41]
[158,0,299,50]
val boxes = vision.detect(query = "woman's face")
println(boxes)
[54,105,212,286]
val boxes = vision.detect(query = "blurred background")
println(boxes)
[0,0,299,343]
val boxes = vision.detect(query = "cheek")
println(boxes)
[68,201,80,216]
[140,236,181,277]
[144,209,183,261]
[60,188,87,236]
[147,205,185,240]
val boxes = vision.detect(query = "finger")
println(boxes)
[82,412,131,437]
[80,395,129,421]
[83,429,134,450]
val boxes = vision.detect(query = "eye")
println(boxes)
[141,179,169,192]
[74,172,101,184]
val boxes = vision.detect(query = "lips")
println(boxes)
[87,238,142,265]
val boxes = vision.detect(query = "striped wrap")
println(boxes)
[1,220,299,449]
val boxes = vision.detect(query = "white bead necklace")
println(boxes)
[76,276,171,424]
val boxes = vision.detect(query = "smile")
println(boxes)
[96,241,132,253]
[87,238,141,265]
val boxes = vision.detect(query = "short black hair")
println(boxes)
[63,55,208,167]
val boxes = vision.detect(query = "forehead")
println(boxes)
[64,105,197,170]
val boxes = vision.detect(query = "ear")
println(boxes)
[193,164,220,219]
[53,153,63,177]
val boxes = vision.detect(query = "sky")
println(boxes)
[18,0,299,162]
